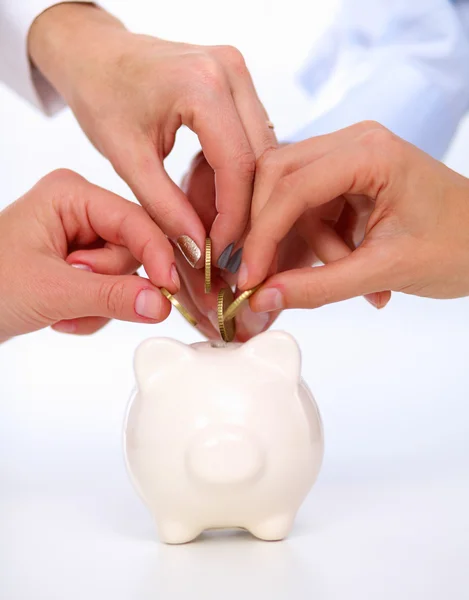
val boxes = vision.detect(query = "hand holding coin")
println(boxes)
[163,238,263,343]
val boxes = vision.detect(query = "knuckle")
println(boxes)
[100,280,127,315]
[303,274,330,309]
[357,120,386,134]
[357,127,404,186]
[139,235,157,264]
[214,44,247,74]
[276,172,301,198]
[257,148,281,176]
[186,52,226,93]
[145,198,179,228]
[359,126,396,151]
[36,169,85,211]
[234,150,256,178]
[40,168,83,189]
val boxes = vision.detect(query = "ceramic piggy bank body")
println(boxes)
[124,330,323,544]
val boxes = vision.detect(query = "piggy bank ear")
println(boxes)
[241,331,301,381]
[134,337,193,388]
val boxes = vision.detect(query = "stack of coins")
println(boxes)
[162,238,261,342]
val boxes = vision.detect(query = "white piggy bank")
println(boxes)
[124,330,324,544]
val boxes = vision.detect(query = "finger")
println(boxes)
[109,134,206,267]
[52,317,110,335]
[174,248,227,335]
[188,89,256,261]
[250,245,393,312]
[303,220,391,309]
[181,152,217,232]
[251,122,383,220]
[67,244,140,276]
[241,135,390,289]
[65,182,180,292]
[214,46,278,158]
[363,290,392,310]
[50,264,172,324]
[55,249,142,335]
[234,303,274,342]
[174,253,219,339]
[266,121,385,168]
[235,228,310,340]
[251,151,284,222]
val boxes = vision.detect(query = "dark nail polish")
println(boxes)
[226,248,243,274]
[217,243,234,269]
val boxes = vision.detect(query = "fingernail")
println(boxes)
[53,320,77,334]
[254,288,284,312]
[237,263,248,288]
[70,263,92,271]
[364,293,380,309]
[135,289,163,320]
[171,263,180,289]
[217,243,234,269]
[237,305,269,337]
[208,310,219,331]
[176,235,201,268]
[226,248,243,274]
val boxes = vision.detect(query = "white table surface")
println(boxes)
[2,293,469,600]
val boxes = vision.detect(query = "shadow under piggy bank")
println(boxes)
[137,530,324,600]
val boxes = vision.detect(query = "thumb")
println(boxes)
[250,247,392,311]
[55,267,171,323]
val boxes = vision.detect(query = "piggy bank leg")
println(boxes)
[156,519,202,545]
[248,514,294,542]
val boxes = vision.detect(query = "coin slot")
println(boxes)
[210,341,227,349]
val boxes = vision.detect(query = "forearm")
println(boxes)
[28,2,125,103]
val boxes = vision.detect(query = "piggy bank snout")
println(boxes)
[186,426,265,486]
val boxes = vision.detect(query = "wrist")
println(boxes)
[28,3,126,103]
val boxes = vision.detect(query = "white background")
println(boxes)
[1,1,469,598]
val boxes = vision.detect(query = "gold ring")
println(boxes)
[266,120,275,129]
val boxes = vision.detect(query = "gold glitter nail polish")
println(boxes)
[177,235,202,268]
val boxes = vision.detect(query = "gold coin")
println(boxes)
[205,238,211,294]
[223,285,262,322]
[218,288,236,342]
[160,288,198,327]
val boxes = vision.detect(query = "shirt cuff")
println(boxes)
[0,1,95,116]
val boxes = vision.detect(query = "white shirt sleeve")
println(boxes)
[293,0,469,159]
[0,1,94,115]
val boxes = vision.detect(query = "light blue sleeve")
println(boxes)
[292,0,469,159]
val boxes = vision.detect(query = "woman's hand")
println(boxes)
[179,149,320,339]
[28,3,276,267]
[239,122,469,312]
[180,139,388,340]
[0,169,179,343]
